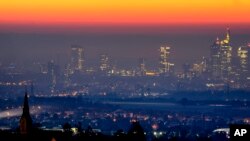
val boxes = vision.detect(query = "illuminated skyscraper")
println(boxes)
[159,46,174,74]
[237,45,249,79]
[210,28,232,80]
[48,60,57,93]
[220,28,232,79]
[210,37,221,78]
[64,63,72,87]
[138,58,146,76]
[99,54,109,71]
[71,45,84,71]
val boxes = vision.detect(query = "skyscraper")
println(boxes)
[210,37,221,79]
[220,28,232,79]
[71,45,84,72]
[99,54,109,71]
[237,45,249,79]
[19,90,32,134]
[138,58,146,76]
[48,60,57,93]
[64,63,72,87]
[210,28,232,80]
[159,46,174,74]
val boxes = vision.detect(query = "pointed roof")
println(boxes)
[22,90,30,116]
[21,86,32,122]
[20,87,32,134]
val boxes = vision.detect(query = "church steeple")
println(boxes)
[20,88,32,134]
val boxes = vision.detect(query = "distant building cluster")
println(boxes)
[209,28,249,85]
[0,28,249,94]
[1,23,250,141]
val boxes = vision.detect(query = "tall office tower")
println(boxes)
[210,37,222,78]
[210,28,232,80]
[201,57,208,72]
[220,28,233,79]
[237,46,249,79]
[20,90,32,134]
[159,46,173,74]
[99,54,109,71]
[48,60,57,93]
[71,45,84,71]
[64,64,72,87]
[138,58,146,76]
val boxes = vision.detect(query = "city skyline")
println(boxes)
[0,27,249,71]
[1,1,250,140]
[1,0,250,71]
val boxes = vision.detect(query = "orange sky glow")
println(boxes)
[0,0,250,25]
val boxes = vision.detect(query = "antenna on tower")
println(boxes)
[226,27,230,42]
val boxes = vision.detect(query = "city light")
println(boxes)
[0,1,250,140]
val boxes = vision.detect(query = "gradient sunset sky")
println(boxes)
[1,0,250,25]
[0,0,250,69]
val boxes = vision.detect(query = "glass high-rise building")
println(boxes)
[100,54,109,71]
[210,37,221,79]
[237,46,249,79]
[138,58,146,76]
[159,46,173,74]
[220,28,232,79]
[210,28,232,80]
[48,60,57,93]
[71,45,84,71]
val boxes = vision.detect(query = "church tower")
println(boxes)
[20,90,32,134]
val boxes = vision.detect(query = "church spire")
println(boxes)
[20,87,32,134]
[22,90,30,116]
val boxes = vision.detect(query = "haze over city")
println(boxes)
[0,1,250,141]
[0,24,249,70]
[1,0,250,70]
